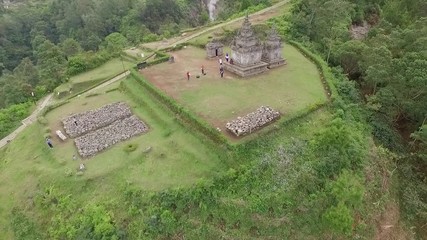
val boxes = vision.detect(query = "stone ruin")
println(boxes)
[61,102,149,158]
[75,115,148,158]
[226,106,280,137]
[62,102,132,138]
[219,15,286,77]
[224,15,268,77]
[206,39,224,58]
[262,26,286,69]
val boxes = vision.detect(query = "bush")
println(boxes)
[105,88,119,93]
[85,93,100,98]
[0,102,32,139]
[37,116,48,125]
[44,127,51,134]
[124,143,138,153]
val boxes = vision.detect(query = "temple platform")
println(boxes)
[224,61,268,77]
[264,58,287,69]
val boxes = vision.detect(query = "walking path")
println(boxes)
[142,0,290,50]
[0,1,289,149]
[0,71,131,149]
[83,70,130,95]
[0,94,52,148]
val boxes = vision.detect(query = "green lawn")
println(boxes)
[141,45,327,136]
[54,58,136,98]
[0,76,227,237]
[70,58,135,83]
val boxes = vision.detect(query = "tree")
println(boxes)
[332,40,367,79]
[60,38,82,58]
[35,40,67,90]
[411,122,427,162]
[310,117,367,178]
[13,58,39,87]
[104,32,128,54]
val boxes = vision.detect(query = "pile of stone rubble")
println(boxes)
[60,102,149,158]
[226,106,280,136]
[62,102,132,138]
[75,115,148,158]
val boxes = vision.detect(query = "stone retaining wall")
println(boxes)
[62,102,132,138]
[226,106,280,136]
[75,115,148,157]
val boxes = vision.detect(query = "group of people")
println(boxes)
[185,53,232,80]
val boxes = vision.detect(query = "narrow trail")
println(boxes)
[0,94,52,149]
[0,71,130,149]
[0,1,290,149]
[83,70,130,95]
[142,0,290,50]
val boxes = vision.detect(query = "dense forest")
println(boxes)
[0,0,426,239]
[0,0,270,138]
[279,0,426,235]
[0,0,270,107]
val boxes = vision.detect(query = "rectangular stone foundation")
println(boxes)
[224,61,268,77]
[264,58,286,69]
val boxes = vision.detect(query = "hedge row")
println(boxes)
[233,101,327,157]
[129,70,230,147]
[288,40,338,100]
[161,43,186,52]
[119,81,169,129]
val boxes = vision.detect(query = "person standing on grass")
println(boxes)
[186,71,190,81]
[201,65,205,75]
[225,53,229,62]
[46,138,53,148]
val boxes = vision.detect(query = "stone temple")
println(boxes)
[262,26,286,68]
[224,15,268,77]
[206,39,224,58]
[215,15,286,77]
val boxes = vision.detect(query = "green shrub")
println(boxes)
[124,143,138,153]
[0,102,32,139]
[105,88,119,93]
[44,127,51,134]
[37,116,48,125]
[85,93,100,98]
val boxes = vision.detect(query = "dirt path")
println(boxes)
[0,94,53,149]
[82,70,130,95]
[142,0,290,50]
[0,71,130,149]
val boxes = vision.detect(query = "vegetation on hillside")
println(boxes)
[0,0,425,239]
[271,0,426,236]
[0,0,274,138]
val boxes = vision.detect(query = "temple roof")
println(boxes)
[266,25,281,42]
[232,15,261,48]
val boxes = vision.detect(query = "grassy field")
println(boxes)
[0,76,227,237]
[70,58,135,83]
[54,58,135,98]
[140,45,327,136]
